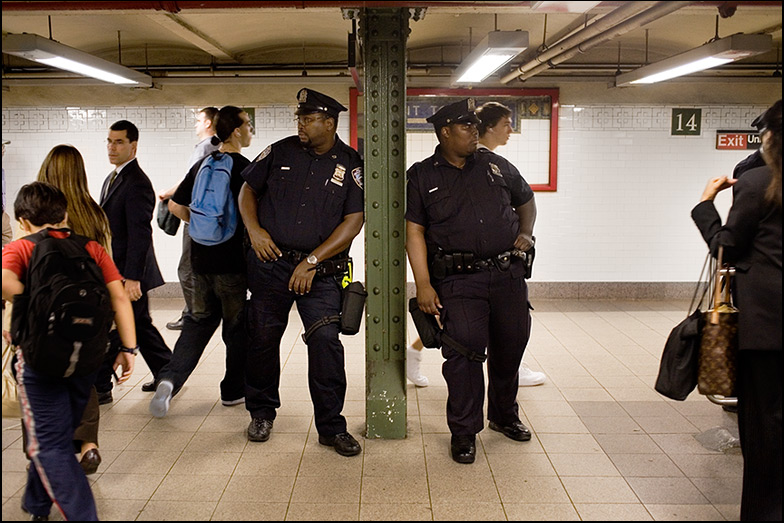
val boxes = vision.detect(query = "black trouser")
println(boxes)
[95,293,172,393]
[434,257,531,436]
[158,272,247,401]
[177,223,195,316]
[245,251,347,436]
[738,349,782,521]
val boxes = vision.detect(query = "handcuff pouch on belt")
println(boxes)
[408,298,486,363]
[301,257,367,344]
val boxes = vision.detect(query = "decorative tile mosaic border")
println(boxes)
[558,104,768,131]
[1,105,299,133]
[2,104,771,134]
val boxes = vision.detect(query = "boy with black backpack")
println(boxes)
[2,182,137,521]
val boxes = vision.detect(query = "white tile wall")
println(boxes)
[2,103,767,283]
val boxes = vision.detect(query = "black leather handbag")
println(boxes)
[655,252,711,401]
[157,198,180,236]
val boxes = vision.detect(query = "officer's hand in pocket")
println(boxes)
[248,226,281,261]
[289,261,316,295]
[416,284,442,316]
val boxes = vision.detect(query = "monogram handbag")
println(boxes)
[655,252,711,401]
[697,246,739,397]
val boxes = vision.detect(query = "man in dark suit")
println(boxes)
[95,120,172,403]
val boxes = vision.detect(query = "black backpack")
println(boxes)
[10,228,114,378]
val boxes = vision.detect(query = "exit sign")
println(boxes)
[716,130,761,150]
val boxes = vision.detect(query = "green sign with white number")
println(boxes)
[671,108,702,136]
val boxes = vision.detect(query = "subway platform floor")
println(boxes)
[2,298,742,521]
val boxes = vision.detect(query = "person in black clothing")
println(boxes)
[238,88,364,457]
[406,98,537,464]
[149,106,253,418]
[96,120,172,404]
[692,100,781,521]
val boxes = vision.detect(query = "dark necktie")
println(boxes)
[103,170,118,201]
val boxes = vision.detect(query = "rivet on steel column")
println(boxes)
[359,7,413,439]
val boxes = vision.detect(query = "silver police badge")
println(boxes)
[489,162,502,177]
[467,98,476,111]
[330,164,346,186]
[298,89,308,103]
[352,167,363,189]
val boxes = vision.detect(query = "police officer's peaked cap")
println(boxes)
[295,88,347,118]
[750,111,765,130]
[426,98,481,130]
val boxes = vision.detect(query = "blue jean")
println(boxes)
[15,351,98,521]
[245,251,347,436]
[158,271,248,400]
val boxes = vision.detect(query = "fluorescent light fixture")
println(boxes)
[616,33,772,87]
[453,31,529,84]
[2,33,152,86]
[530,1,602,13]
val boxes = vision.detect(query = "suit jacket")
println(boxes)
[100,158,164,291]
[692,165,782,352]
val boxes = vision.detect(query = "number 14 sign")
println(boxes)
[671,108,702,136]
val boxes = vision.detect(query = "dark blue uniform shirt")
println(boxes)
[406,145,533,259]
[241,135,364,253]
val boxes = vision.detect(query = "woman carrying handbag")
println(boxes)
[691,100,781,521]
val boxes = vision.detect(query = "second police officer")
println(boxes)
[238,88,365,457]
[406,98,537,464]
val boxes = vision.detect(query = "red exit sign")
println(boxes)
[716,130,761,150]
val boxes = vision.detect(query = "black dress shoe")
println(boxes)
[21,503,48,521]
[247,418,273,442]
[488,420,531,441]
[96,391,113,405]
[450,434,476,464]
[143,380,181,396]
[166,317,184,330]
[79,448,102,475]
[318,432,362,456]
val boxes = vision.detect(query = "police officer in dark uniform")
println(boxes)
[733,111,767,181]
[406,98,537,464]
[238,88,364,457]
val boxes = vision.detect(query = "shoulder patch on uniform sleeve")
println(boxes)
[254,145,271,162]
[352,167,363,189]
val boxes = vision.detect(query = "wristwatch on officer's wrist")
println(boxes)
[306,254,319,265]
[119,345,139,355]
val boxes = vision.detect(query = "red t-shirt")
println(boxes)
[2,230,123,284]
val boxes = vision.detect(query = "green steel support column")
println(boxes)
[361,8,409,439]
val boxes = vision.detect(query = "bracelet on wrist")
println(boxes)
[119,346,139,355]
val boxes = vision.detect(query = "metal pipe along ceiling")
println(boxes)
[507,0,693,83]
[500,1,694,84]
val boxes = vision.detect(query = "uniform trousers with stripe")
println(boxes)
[434,257,531,436]
[15,351,98,521]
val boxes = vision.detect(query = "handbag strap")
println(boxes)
[709,246,726,325]
[688,251,712,316]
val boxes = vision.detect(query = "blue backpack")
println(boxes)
[189,151,237,246]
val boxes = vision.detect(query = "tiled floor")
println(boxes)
[2,298,743,521]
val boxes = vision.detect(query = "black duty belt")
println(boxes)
[278,248,350,277]
[430,251,513,279]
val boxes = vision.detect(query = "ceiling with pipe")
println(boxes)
[2,1,782,88]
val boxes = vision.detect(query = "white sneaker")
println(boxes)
[406,346,429,387]
[149,379,174,418]
[518,362,546,387]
